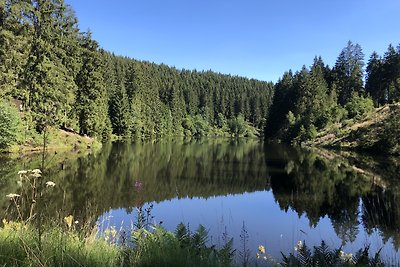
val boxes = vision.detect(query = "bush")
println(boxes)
[345,93,374,120]
[132,223,234,267]
[0,100,22,149]
[377,106,400,155]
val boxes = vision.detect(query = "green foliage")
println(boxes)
[287,111,296,126]
[0,222,121,267]
[344,92,374,119]
[75,32,111,138]
[281,241,384,267]
[132,224,234,267]
[264,41,399,146]
[0,100,22,149]
[334,41,365,105]
[366,45,400,105]
[229,114,247,137]
[1,0,273,143]
[378,106,400,155]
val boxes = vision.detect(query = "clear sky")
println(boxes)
[65,0,400,82]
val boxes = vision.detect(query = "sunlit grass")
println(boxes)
[0,221,121,267]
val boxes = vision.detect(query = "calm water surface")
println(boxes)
[1,139,400,261]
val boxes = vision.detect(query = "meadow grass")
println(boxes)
[0,221,234,267]
[0,221,121,267]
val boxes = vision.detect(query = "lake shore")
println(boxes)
[1,128,101,156]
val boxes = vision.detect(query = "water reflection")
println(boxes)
[1,139,400,259]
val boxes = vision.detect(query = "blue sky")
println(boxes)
[65,0,400,82]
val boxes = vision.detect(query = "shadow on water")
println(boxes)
[1,139,400,254]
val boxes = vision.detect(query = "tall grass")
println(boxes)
[0,220,234,267]
[0,221,121,267]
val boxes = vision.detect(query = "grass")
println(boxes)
[0,217,391,267]
[308,103,400,155]
[2,127,102,155]
[0,221,235,267]
[0,221,121,267]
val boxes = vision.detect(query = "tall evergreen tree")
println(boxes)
[0,0,32,99]
[75,32,110,137]
[109,81,131,137]
[22,0,76,131]
[382,44,400,103]
[334,41,365,105]
[365,51,384,105]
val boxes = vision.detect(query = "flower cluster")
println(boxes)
[104,226,118,243]
[256,244,274,262]
[294,240,303,252]
[339,250,353,263]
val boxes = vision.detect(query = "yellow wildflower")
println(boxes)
[64,215,74,229]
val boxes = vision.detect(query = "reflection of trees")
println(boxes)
[265,144,400,248]
[2,141,400,249]
[1,139,270,224]
[362,187,400,250]
[265,144,369,243]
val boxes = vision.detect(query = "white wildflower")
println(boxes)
[6,193,20,199]
[45,181,56,187]
[31,169,42,174]
[18,170,28,175]
[339,250,353,262]
[294,240,303,251]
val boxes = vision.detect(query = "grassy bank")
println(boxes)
[0,220,121,267]
[0,221,234,267]
[308,103,400,156]
[0,220,388,267]
[2,127,101,155]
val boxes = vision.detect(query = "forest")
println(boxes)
[0,0,273,146]
[1,0,400,149]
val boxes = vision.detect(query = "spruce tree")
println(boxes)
[75,32,110,137]
[334,41,365,105]
[22,0,76,131]
[365,51,384,105]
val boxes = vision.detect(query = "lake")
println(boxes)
[1,139,400,262]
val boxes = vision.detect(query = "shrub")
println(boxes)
[0,100,22,149]
[345,93,374,120]
[378,106,400,155]
[132,223,234,267]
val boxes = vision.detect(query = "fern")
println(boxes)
[219,238,235,267]
[175,222,190,246]
[313,241,334,266]
[191,224,208,249]
[280,241,385,267]
[297,241,312,266]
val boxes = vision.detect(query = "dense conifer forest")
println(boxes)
[1,0,400,149]
[0,0,273,143]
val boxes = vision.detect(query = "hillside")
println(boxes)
[309,103,400,155]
